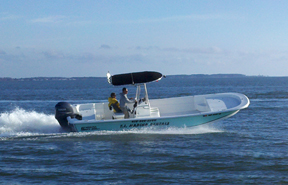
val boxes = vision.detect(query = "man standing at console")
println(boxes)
[120,87,136,118]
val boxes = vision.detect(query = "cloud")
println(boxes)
[135,46,160,51]
[75,52,99,62]
[99,44,111,49]
[182,47,224,54]
[0,13,21,21]
[42,51,65,59]
[113,14,236,25]
[0,50,7,55]
[145,14,224,23]
[2,46,288,77]
[29,15,92,26]
[135,46,224,54]
[0,51,26,64]
[30,15,67,23]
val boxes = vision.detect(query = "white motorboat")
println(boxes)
[55,71,250,132]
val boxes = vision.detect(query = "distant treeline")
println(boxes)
[0,77,102,81]
[170,74,247,78]
[0,74,248,81]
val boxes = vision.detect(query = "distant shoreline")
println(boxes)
[0,74,277,81]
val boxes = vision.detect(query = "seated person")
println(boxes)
[108,93,122,113]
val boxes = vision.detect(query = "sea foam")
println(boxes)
[0,108,61,137]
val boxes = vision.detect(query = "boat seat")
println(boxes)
[76,103,97,120]
[150,107,160,117]
[112,112,125,119]
[109,104,124,119]
[194,96,211,112]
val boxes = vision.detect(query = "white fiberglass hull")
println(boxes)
[60,93,249,132]
[70,110,239,132]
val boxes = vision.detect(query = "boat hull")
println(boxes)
[69,110,239,132]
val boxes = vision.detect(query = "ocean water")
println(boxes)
[1,76,288,184]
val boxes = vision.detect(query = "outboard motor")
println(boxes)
[55,102,81,129]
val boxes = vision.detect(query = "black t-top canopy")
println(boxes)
[109,71,163,86]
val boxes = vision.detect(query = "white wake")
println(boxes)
[0,108,61,137]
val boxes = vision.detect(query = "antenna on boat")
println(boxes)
[107,71,111,84]
[130,73,135,85]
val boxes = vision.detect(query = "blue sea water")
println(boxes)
[1,76,288,184]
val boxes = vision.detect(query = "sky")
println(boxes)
[1,0,288,78]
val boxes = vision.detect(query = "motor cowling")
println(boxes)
[55,102,76,128]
